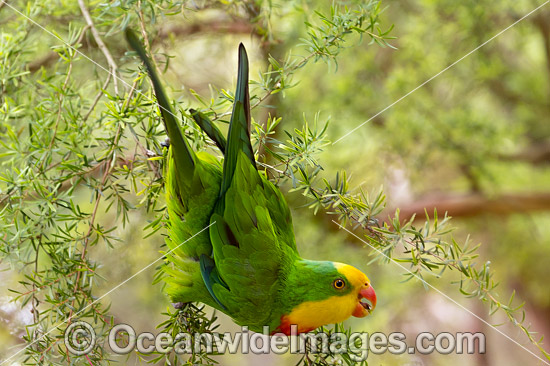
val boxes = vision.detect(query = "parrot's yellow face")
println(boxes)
[277,262,376,335]
[335,263,377,318]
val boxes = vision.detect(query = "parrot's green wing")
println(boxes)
[126,29,222,304]
[207,45,299,327]
[199,43,256,308]
[219,44,256,205]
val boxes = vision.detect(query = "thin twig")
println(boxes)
[124,79,162,178]
[47,60,73,151]
[78,0,120,95]
[137,0,161,73]
[45,25,90,154]
[82,72,111,122]
[31,238,40,325]
[63,121,123,361]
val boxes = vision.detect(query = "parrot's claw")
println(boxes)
[172,302,187,309]
[161,138,170,148]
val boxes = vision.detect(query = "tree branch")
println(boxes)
[78,0,120,94]
[157,19,254,40]
[498,141,550,165]
[533,12,550,85]
[26,19,255,73]
[0,156,135,208]
[27,52,58,72]
[393,192,550,220]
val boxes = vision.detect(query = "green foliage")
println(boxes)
[144,304,221,365]
[256,110,550,363]
[1,0,549,365]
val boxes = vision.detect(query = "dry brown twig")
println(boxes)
[78,0,120,95]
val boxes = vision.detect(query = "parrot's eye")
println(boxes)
[333,279,346,290]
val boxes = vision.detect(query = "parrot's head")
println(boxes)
[275,260,376,335]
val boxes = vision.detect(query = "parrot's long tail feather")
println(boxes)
[125,29,196,185]
[219,44,256,201]
[198,44,255,308]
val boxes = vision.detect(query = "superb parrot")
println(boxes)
[126,29,376,335]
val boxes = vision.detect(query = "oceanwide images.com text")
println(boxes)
[65,321,486,361]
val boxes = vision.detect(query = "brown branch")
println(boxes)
[498,141,550,165]
[392,192,550,220]
[0,155,135,208]
[78,0,120,94]
[26,19,255,73]
[31,240,40,326]
[486,78,527,105]
[27,52,58,72]
[533,12,550,85]
[157,20,254,40]
[24,54,61,74]
[64,121,124,361]
[47,56,74,152]
[82,72,111,122]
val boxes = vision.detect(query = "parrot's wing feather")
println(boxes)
[190,109,227,153]
[211,152,297,325]
[199,254,228,309]
[196,44,255,305]
[206,45,298,326]
[219,44,255,204]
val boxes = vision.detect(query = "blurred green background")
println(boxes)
[1,0,550,365]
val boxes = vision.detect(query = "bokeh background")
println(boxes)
[1,0,550,365]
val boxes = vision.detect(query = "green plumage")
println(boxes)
[126,30,374,334]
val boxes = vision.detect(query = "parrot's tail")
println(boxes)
[217,44,257,208]
[125,28,196,189]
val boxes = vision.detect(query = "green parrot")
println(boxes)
[126,29,376,335]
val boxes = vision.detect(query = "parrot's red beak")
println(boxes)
[352,284,376,318]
